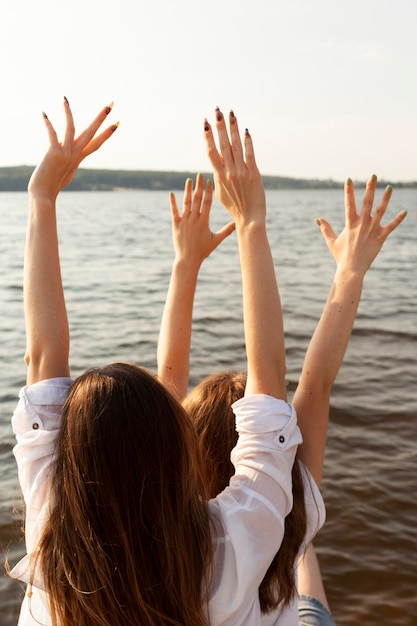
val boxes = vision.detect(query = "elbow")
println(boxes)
[24,344,70,384]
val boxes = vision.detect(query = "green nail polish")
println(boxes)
[385,185,393,194]
[315,218,321,226]
[346,177,352,186]
[371,174,377,183]
[401,210,408,217]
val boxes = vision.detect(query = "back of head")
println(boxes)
[37,363,211,626]
[183,371,247,499]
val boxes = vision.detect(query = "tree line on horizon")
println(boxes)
[0,166,415,192]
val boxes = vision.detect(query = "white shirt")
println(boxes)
[11,379,312,626]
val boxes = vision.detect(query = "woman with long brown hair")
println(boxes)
[158,113,407,625]
[10,100,301,625]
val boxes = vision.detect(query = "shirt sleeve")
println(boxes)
[299,461,326,550]
[12,377,73,554]
[206,394,302,625]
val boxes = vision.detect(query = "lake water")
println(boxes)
[1,188,416,625]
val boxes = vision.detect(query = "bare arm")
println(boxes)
[205,110,286,399]
[293,176,407,485]
[25,98,118,385]
[157,174,234,400]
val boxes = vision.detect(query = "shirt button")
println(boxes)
[32,423,39,430]
[279,435,285,443]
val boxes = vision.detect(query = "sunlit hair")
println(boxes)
[184,370,307,612]
[34,363,212,626]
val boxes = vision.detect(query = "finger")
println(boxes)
[229,110,244,165]
[182,178,193,214]
[76,102,114,151]
[380,208,407,240]
[169,191,180,223]
[63,97,75,146]
[372,184,393,225]
[41,112,59,147]
[191,173,204,214]
[243,128,259,171]
[215,107,234,169]
[360,174,377,218]
[204,118,224,172]
[344,177,357,225]
[200,178,213,222]
[81,122,119,159]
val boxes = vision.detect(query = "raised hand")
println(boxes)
[317,175,407,276]
[204,108,266,226]
[169,173,235,269]
[295,174,407,485]
[28,97,118,202]
[25,98,118,385]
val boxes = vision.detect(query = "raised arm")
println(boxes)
[157,174,235,400]
[24,98,118,385]
[205,109,286,399]
[293,176,407,485]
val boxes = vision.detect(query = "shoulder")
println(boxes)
[232,394,300,438]
[12,377,73,435]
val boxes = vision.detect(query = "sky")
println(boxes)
[1,0,417,182]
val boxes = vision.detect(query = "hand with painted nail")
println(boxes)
[204,108,266,226]
[158,174,235,401]
[169,174,235,270]
[28,98,118,202]
[316,175,407,276]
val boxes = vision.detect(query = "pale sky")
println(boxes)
[1,0,417,182]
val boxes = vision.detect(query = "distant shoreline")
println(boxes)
[1,166,416,191]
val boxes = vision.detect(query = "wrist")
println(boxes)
[28,192,57,211]
[334,265,366,284]
[172,256,201,279]
[235,218,267,237]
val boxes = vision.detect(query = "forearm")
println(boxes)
[237,222,286,399]
[24,196,70,384]
[157,258,200,400]
[294,267,364,484]
[299,267,364,394]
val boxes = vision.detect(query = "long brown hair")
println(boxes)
[34,363,212,626]
[184,370,307,612]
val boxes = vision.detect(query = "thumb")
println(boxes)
[315,217,337,248]
[215,221,236,245]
